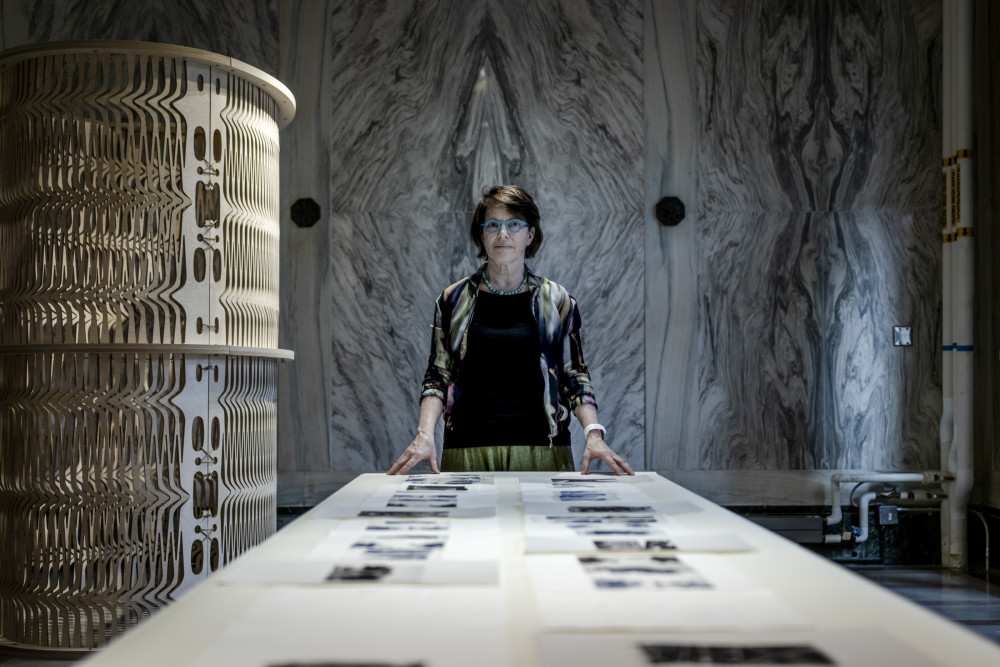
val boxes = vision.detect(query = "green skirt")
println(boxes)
[440,445,574,472]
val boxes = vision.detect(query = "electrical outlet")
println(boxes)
[893,327,912,346]
[879,505,899,525]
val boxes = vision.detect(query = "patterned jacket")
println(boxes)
[421,264,597,443]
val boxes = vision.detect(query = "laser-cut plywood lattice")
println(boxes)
[0,41,295,653]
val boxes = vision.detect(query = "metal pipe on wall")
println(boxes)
[824,472,946,527]
[941,0,976,571]
[939,0,955,566]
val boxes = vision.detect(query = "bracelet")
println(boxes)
[583,423,606,440]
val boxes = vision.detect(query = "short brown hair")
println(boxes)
[469,185,543,259]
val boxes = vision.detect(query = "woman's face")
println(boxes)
[481,206,535,264]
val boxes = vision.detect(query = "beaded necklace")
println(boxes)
[481,267,527,295]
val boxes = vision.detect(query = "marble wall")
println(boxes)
[697,0,942,472]
[644,0,700,472]
[319,0,645,476]
[0,0,279,76]
[4,0,953,506]
[276,1,337,498]
[646,0,943,488]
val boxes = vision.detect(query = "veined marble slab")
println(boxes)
[696,0,940,213]
[19,0,279,76]
[278,0,334,474]
[697,210,940,471]
[327,0,644,473]
[689,0,942,473]
[645,0,700,471]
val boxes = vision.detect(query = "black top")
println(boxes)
[444,291,557,448]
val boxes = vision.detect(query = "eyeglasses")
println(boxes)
[481,218,529,234]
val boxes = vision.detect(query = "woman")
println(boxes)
[388,185,633,476]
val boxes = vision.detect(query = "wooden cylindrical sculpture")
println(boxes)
[0,41,295,653]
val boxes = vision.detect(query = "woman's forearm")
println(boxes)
[417,395,445,437]
[573,403,599,430]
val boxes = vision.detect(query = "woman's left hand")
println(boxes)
[581,433,635,476]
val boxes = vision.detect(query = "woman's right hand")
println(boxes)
[387,430,440,475]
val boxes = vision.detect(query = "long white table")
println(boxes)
[81,472,1000,666]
